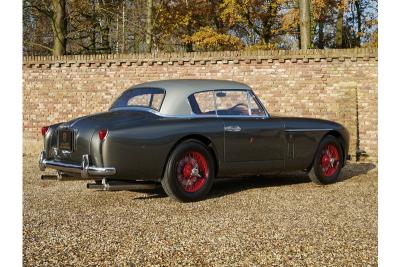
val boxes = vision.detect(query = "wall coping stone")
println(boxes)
[23,48,377,67]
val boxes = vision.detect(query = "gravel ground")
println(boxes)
[23,154,377,266]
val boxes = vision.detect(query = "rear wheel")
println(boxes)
[309,135,343,185]
[161,140,215,202]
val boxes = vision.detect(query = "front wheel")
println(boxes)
[309,135,343,185]
[161,140,215,202]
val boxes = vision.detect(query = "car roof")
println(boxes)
[131,79,253,115]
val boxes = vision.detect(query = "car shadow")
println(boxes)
[208,173,311,199]
[338,162,376,182]
[208,162,376,199]
[130,187,167,200]
[130,162,376,200]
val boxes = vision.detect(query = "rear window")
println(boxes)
[110,88,165,111]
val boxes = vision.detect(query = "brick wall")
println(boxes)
[23,48,378,161]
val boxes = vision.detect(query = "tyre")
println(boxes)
[161,140,215,202]
[309,135,343,185]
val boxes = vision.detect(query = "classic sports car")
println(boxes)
[39,79,350,201]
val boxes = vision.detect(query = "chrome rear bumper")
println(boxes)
[39,151,116,178]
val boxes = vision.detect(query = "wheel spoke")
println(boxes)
[320,143,340,177]
[176,151,209,193]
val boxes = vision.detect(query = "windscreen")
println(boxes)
[110,87,165,111]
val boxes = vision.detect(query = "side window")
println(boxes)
[248,93,265,116]
[215,90,250,116]
[127,93,164,110]
[127,94,150,106]
[188,91,217,115]
[111,87,165,111]
[188,90,265,117]
[150,94,164,110]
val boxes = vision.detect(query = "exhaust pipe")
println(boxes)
[41,173,79,181]
[41,174,58,180]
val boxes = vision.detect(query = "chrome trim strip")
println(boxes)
[248,90,269,118]
[110,87,166,112]
[216,115,267,119]
[39,151,116,178]
[224,125,242,132]
[246,91,252,116]
[212,90,218,116]
[39,151,46,171]
[284,128,333,132]
[81,154,90,178]
[214,89,269,118]
[111,106,268,119]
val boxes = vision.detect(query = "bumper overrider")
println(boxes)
[39,151,116,178]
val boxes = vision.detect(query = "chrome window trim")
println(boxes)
[184,88,269,118]
[246,91,252,116]
[111,88,270,119]
[212,89,269,119]
[109,106,269,119]
[109,87,166,112]
[212,90,218,116]
[284,128,333,132]
[248,90,270,118]
[187,90,218,116]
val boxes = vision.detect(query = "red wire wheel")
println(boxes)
[176,151,209,193]
[320,143,340,177]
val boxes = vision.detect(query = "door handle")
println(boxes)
[224,125,242,132]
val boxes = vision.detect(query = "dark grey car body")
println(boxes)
[39,79,350,181]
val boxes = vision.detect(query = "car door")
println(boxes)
[215,90,285,172]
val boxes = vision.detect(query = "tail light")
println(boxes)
[99,129,108,141]
[41,126,49,136]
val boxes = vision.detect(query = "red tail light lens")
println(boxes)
[99,129,108,141]
[41,126,49,136]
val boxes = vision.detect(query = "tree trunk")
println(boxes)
[335,4,344,48]
[355,0,362,46]
[297,25,301,49]
[185,42,193,52]
[97,0,111,54]
[145,0,153,53]
[90,31,96,54]
[51,0,67,56]
[261,34,270,46]
[122,1,125,53]
[90,0,96,54]
[299,0,311,49]
[101,25,111,53]
[317,21,324,49]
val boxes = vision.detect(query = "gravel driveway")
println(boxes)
[23,154,377,266]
